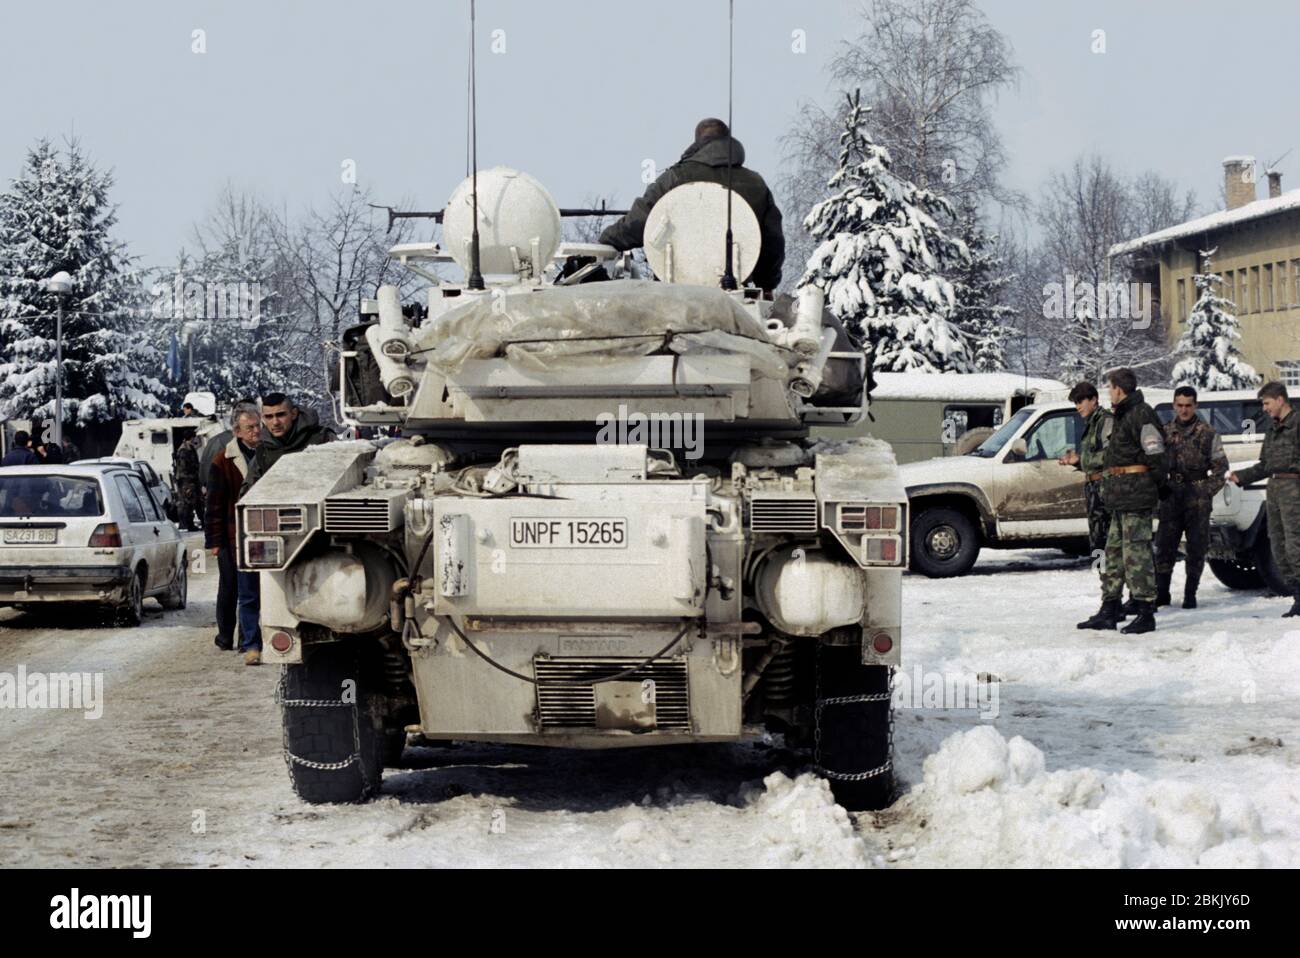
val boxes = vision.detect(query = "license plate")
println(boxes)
[509,517,627,548]
[3,527,56,544]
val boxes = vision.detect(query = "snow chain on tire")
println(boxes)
[277,671,363,775]
[813,666,896,783]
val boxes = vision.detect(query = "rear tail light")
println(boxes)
[871,632,893,654]
[270,630,294,653]
[865,536,901,564]
[89,523,122,547]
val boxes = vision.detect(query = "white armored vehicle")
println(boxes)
[240,168,907,810]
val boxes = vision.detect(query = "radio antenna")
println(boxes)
[719,0,737,291]
[466,0,485,290]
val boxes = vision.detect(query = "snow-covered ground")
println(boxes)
[1,543,1296,868]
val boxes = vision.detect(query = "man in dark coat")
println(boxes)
[172,435,203,531]
[1077,368,1167,634]
[598,118,785,293]
[1230,381,1300,616]
[205,403,262,660]
[1154,386,1228,609]
[2,431,40,466]
[244,393,334,492]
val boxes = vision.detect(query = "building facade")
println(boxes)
[1110,157,1300,388]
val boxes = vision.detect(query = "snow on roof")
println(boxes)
[1109,188,1300,257]
[871,371,1068,402]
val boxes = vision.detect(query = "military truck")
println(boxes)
[238,169,908,810]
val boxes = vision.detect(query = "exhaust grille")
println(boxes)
[749,496,818,533]
[323,498,394,533]
[534,658,690,732]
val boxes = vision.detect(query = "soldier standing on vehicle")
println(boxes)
[1077,368,1167,633]
[1059,381,1114,565]
[1155,386,1228,610]
[172,435,203,531]
[598,118,785,294]
[1228,381,1300,616]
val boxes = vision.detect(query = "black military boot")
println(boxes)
[1077,598,1122,630]
[1121,601,1157,634]
[1284,592,1300,618]
[1182,570,1200,609]
[1155,572,1172,609]
[1118,597,1138,618]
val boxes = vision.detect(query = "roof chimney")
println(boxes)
[1268,169,1283,199]
[1223,156,1257,210]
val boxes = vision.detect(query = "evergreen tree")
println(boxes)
[0,138,166,428]
[1170,248,1259,390]
[951,201,1015,372]
[799,90,973,373]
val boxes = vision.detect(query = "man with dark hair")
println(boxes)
[244,393,334,491]
[1154,385,1228,609]
[181,401,196,417]
[1078,368,1167,633]
[1229,381,1300,615]
[2,431,40,466]
[1060,381,1114,573]
[598,117,785,293]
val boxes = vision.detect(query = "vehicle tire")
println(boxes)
[117,569,145,627]
[382,730,406,769]
[910,506,980,577]
[1207,556,1263,591]
[1252,531,1289,595]
[281,640,384,804]
[814,643,894,811]
[159,559,187,610]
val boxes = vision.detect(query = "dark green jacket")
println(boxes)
[1101,389,1166,512]
[1163,416,1228,496]
[1077,407,1113,476]
[598,135,785,291]
[1237,407,1300,484]
[244,410,334,492]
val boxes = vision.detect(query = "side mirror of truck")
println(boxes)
[1007,438,1028,461]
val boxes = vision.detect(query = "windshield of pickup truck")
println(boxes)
[967,406,1035,458]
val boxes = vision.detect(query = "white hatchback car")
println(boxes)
[0,462,188,624]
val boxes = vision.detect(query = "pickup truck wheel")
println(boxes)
[1252,532,1289,595]
[1207,557,1263,590]
[814,643,894,811]
[116,570,145,627]
[281,641,384,804]
[159,559,187,610]
[910,506,980,577]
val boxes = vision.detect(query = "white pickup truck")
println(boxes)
[897,388,1270,582]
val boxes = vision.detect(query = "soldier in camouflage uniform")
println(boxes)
[1077,368,1167,633]
[1059,380,1114,560]
[172,435,204,531]
[1154,386,1228,609]
[1230,381,1300,616]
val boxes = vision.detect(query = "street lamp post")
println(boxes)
[44,271,73,446]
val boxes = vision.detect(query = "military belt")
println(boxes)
[1086,472,1104,482]
[1107,465,1149,476]
[1273,472,1300,479]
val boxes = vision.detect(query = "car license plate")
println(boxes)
[509,517,627,548]
[3,527,56,544]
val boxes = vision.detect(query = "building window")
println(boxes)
[1279,361,1300,389]
[1224,270,1236,310]
[1240,269,1250,312]
[1277,262,1289,311]
[1251,266,1261,312]
[1177,278,1187,322]
[1265,264,1274,310]
[1293,260,1300,309]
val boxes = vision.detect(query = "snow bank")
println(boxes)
[888,726,1287,868]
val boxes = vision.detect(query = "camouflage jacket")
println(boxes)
[1237,407,1300,484]
[1101,389,1167,512]
[173,440,200,485]
[1163,416,1228,497]
[1077,407,1113,476]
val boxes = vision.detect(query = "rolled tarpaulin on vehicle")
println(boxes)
[376,284,412,358]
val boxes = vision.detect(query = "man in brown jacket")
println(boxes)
[204,402,262,663]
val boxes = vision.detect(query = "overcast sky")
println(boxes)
[2,0,1296,269]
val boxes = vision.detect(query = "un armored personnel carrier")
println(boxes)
[238,168,906,810]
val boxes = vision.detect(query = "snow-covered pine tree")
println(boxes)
[0,138,167,428]
[951,201,1015,372]
[1170,249,1259,391]
[1057,288,1104,385]
[799,89,973,373]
